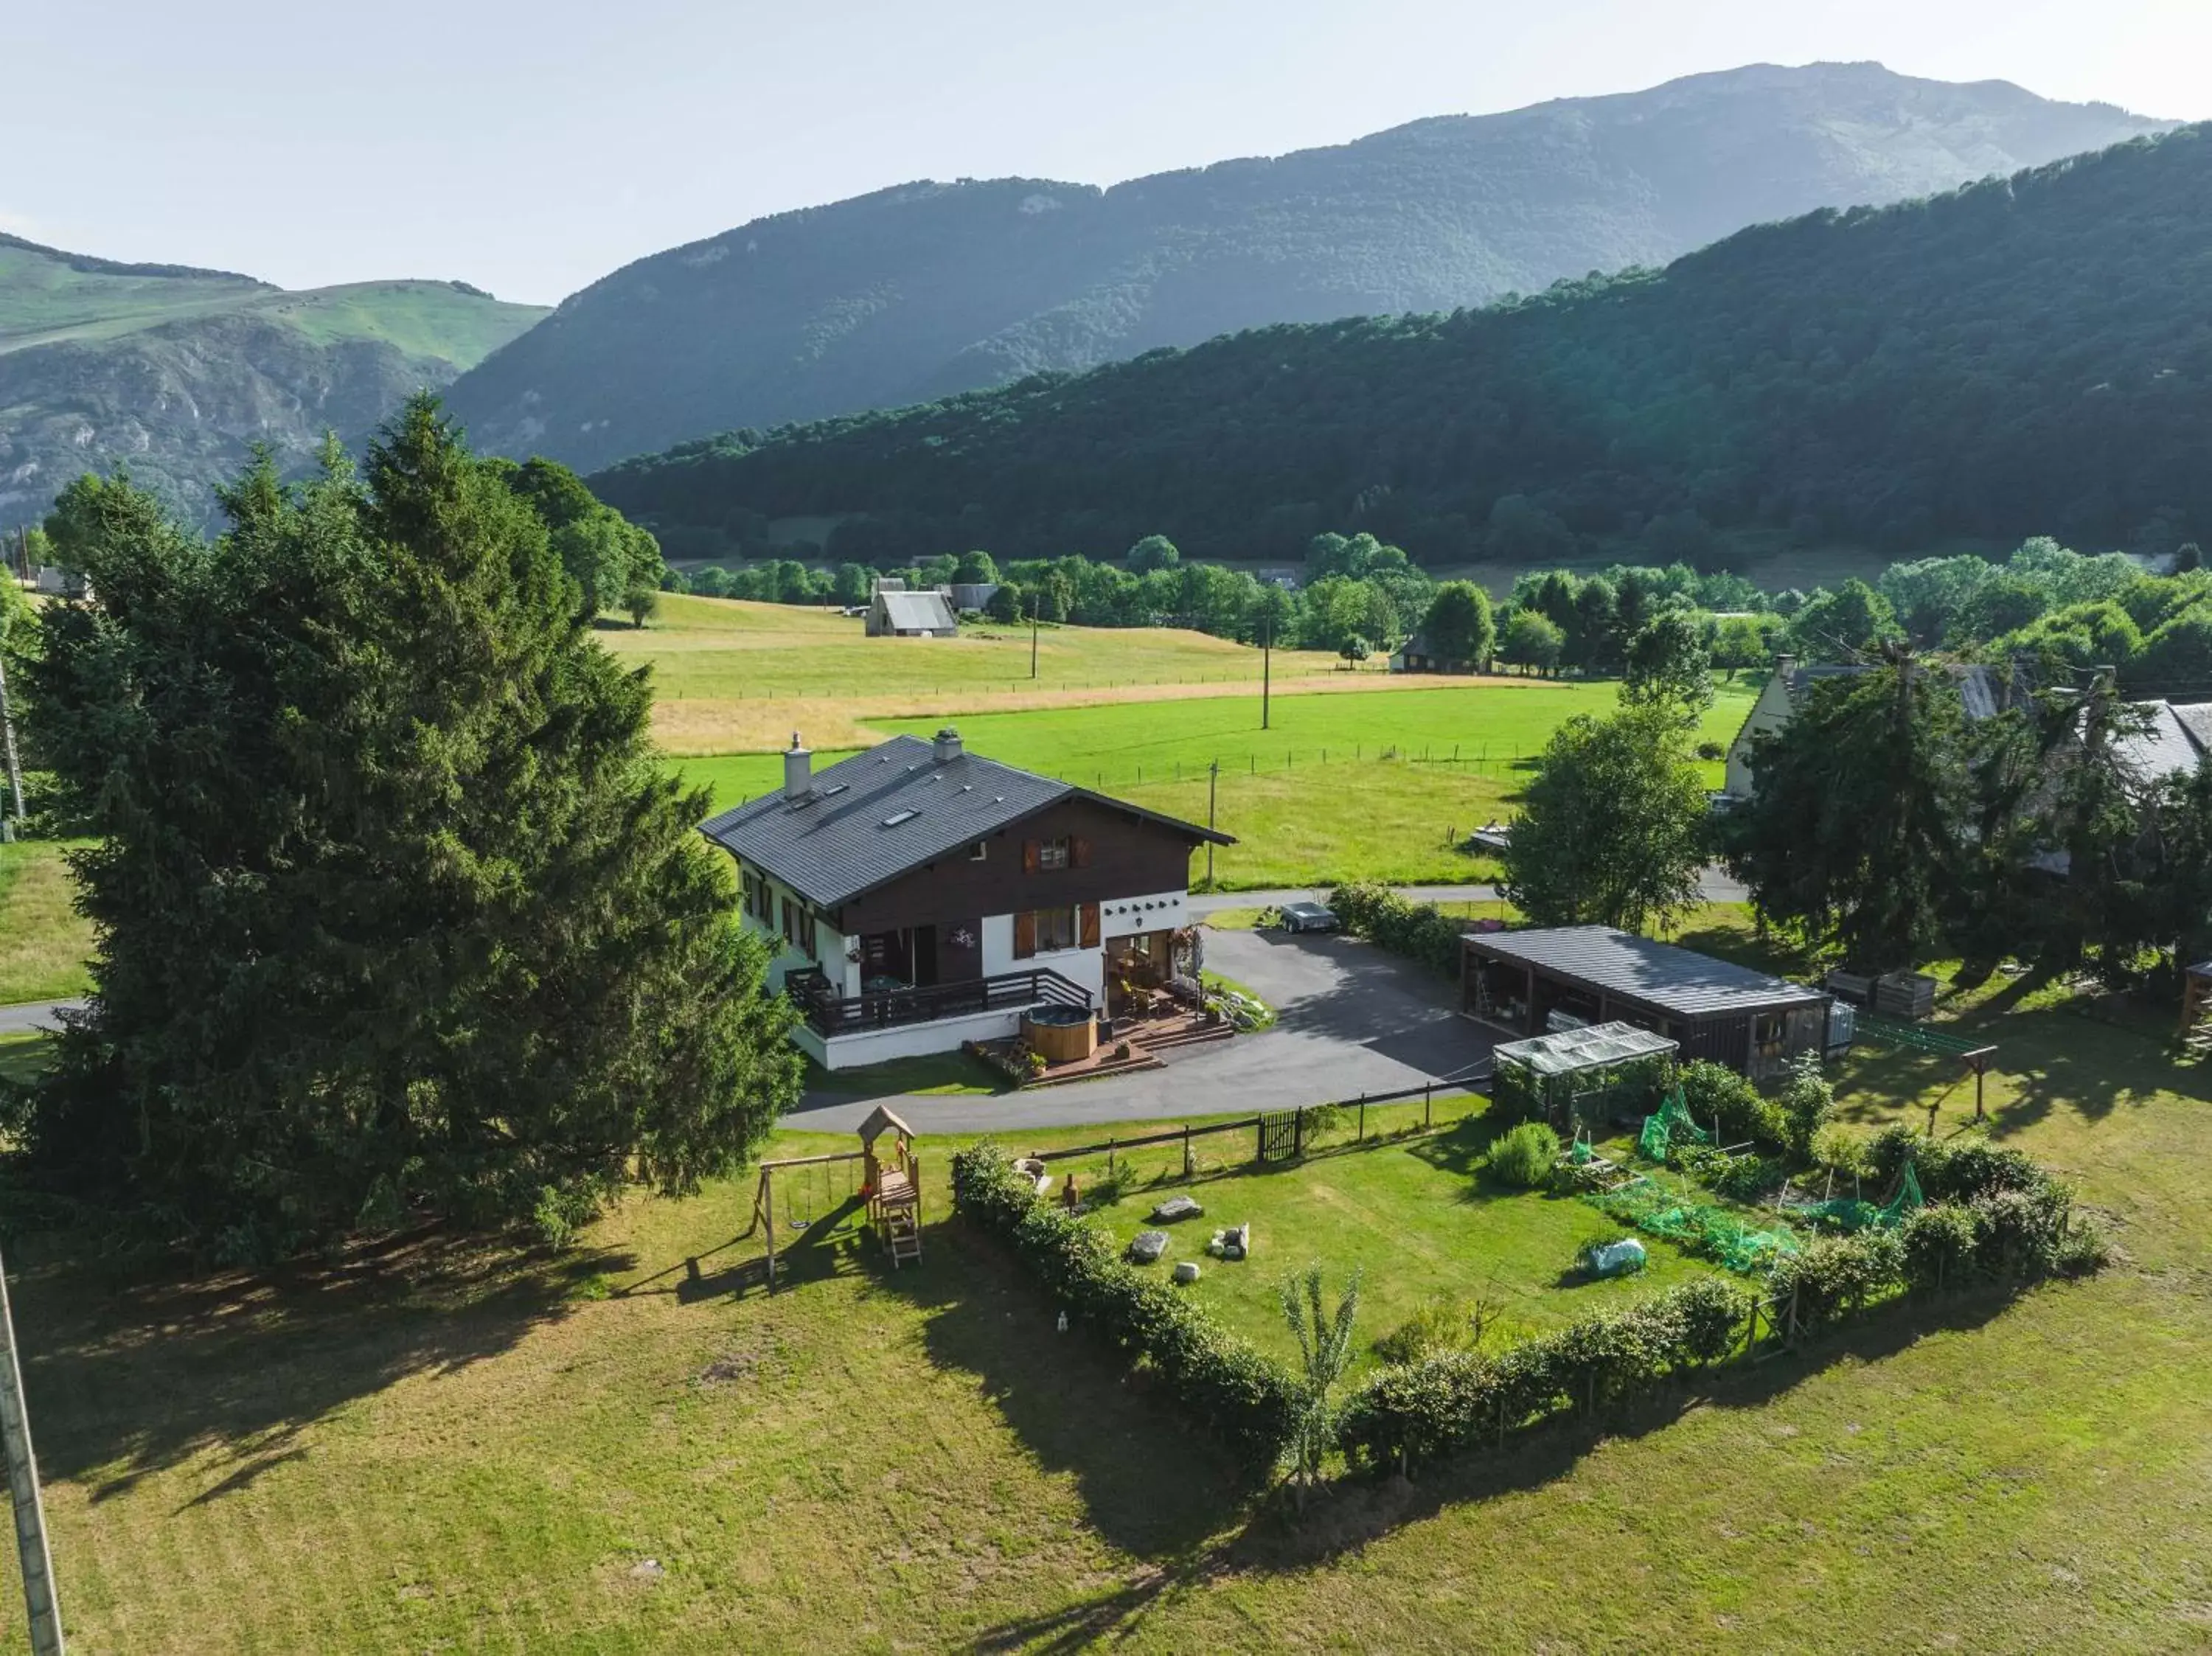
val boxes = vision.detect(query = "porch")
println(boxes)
[787,964,1091,1040]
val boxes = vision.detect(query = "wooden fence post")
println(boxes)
[1357,1093,1366,1141]
[1183,1124,1192,1179]
[1424,1082,1433,1130]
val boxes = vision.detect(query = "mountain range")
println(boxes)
[593,123,2212,571]
[445,60,2166,475]
[0,240,544,532]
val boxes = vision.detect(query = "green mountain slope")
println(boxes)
[450,60,2166,475]
[592,125,2212,568]
[0,241,546,530]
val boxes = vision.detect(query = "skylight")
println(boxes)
[882,810,918,827]
[821,783,849,798]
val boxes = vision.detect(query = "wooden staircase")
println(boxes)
[2184,1009,2212,1062]
[880,1202,922,1266]
[870,1164,922,1267]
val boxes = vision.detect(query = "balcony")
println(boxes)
[785,966,1091,1039]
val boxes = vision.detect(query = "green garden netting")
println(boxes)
[1635,1086,1711,1163]
[1797,1161,1925,1234]
[1586,1177,1800,1275]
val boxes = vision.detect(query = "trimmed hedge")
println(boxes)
[1336,1278,1747,1473]
[950,1142,1301,1468]
[1328,882,1465,978]
[1677,1059,1790,1153]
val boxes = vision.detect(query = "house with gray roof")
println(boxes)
[866,586,959,637]
[700,728,1232,1069]
[1722,653,2027,798]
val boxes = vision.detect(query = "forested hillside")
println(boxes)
[0,239,546,532]
[595,125,2212,569]
[450,61,2162,474]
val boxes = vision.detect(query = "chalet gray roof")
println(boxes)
[700,734,1229,909]
[874,589,957,631]
[1465,925,1826,1017]
[1785,661,2018,720]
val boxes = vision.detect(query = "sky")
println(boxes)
[7,0,2208,307]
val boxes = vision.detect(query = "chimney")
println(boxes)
[783,733,812,802]
[933,726,963,764]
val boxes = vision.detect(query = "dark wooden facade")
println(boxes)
[828,795,1200,984]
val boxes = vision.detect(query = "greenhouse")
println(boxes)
[1489,1020,1679,1128]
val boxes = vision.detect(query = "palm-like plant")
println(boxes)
[1278,1264,1362,1504]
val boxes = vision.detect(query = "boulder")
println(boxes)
[1223,1222,1252,1260]
[1127,1230,1170,1264]
[1151,1194,1204,1222]
[1172,1261,1201,1284]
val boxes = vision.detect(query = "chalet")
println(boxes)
[700,728,1233,1069]
[1463,925,1832,1085]
[1722,653,2024,798]
[866,586,959,637]
[1388,629,1478,674]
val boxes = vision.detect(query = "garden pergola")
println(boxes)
[1490,1020,1680,1129]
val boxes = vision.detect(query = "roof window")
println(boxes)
[882,810,918,827]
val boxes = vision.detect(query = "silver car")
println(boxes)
[1279,901,1340,934]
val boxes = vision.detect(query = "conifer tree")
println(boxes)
[15,402,796,1259]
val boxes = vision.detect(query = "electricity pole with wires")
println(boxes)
[0,1242,64,1655]
[1206,759,1220,888]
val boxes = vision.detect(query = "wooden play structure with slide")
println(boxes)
[746,1105,922,1290]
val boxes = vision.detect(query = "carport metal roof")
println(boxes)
[1464,925,1826,1019]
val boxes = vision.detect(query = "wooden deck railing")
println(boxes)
[786,966,1091,1038]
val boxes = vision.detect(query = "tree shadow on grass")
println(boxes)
[877,1223,1255,1565]
[956,1281,2034,1652]
[9,1225,631,1509]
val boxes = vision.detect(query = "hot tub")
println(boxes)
[1021,1003,1097,1065]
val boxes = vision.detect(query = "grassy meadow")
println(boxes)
[675,678,1753,888]
[0,840,94,1003]
[5,946,2211,1651]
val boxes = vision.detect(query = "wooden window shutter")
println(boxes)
[1071,836,1091,869]
[1023,839,1040,874]
[1080,902,1099,948]
[1015,910,1037,959]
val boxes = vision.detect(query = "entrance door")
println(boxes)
[911,924,939,987]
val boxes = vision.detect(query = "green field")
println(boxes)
[5,953,2209,1651]
[0,840,93,1003]
[678,682,1753,888]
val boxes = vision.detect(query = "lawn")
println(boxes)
[678,681,1753,888]
[4,953,2211,1650]
[0,840,94,1005]
[1044,1102,1724,1378]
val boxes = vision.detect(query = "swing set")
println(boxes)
[744,1105,923,1290]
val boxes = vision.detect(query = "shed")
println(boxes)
[1463,925,1829,1084]
[866,588,959,637]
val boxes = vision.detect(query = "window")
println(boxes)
[969,840,988,862]
[1752,1012,1787,1058]
[1023,835,1091,872]
[1016,906,1077,956]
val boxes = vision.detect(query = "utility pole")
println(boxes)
[0,627,23,832]
[1206,759,1220,888]
[0,1243,64,1656]
[1029,611,1038,679]
[1262,614,1273,731]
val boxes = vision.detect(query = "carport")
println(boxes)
[1461,925,1830,1084]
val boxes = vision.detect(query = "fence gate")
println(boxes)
[1256,1108,1303,1164]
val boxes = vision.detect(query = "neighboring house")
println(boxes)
[1463,925,1833,1085]
[866,587,959,637]
[699,728,1233,1069]
[1722,653,2025,798]
[947,581,999,613]
[1388,629,1478,674]
[28,566,87,599]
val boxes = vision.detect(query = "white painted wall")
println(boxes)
[815,1006,1029,1070]
[1099,889,1189,939]
[980,911,1105,995]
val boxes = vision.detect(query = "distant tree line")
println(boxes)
[594,129,2212,574]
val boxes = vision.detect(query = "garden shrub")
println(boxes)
[1777,1053,1834,1158]
[1338,1278,1753,1474]
[951,1142,1300,1467]
[1489,1061,1541,1125]
[1769,1229,1905,1334]
[1371,1297,1472,1366]
[1328,882,1467,978]
[1677,1059,1789,1152]
[1899,1201,1979,1290]
[1486,1121,1559,1189]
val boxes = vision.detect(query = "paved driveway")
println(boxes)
[0,1000,77,1037]
[782,929,1496,1135]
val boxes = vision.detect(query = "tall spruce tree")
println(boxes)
[15,402,797,1259]
[1725,650,1968,971]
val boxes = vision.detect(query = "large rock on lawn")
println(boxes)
[1150,1194,1204,1222]
[1127,1230,1169,1264]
